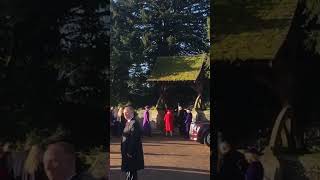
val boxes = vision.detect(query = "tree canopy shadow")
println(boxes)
[110,165,210,180]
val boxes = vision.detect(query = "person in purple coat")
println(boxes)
[142,106,152,137]
[244,147,264,180]
[184,108,192,139]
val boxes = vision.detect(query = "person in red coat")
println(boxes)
[164,109,174,136]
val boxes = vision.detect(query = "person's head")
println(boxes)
[244,147,260,163]
[24,144,44,174]
[123,106,134,121]
[178,106,182,111]
[219,141,231,155]
[145,106,150,111]
[43,141,76,180]
[3,142,13,153]
[110,106,114,111]
[186,109,191,113]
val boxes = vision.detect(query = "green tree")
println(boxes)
[110,0,209,106]
[0,0,109,141]
[301,0,320,55]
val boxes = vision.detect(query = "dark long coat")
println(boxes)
[217,150,248,180]
[184,112,192,135]
[121,119,144,172]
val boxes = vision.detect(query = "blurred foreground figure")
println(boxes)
[244,147,264,180]
[23,144,48,180]
[43,141,79,180]
[217,141,248,180]
[0,143,10,180]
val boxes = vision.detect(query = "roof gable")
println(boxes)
[147,54,207,82]
[211,0,298,61]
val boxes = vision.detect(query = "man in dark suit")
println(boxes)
[121,105,144,180]
[43,141,82,180]
[176,106,186,136]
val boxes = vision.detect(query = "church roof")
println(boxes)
[147,54,208,82]
[211,0,298,62]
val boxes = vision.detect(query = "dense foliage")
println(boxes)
[302,0,320,55]
[110,0,210,107]
[0,0,109,145]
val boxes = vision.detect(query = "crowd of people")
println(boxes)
[110,104,195,180]
[110,105,194,139]
[0,140,105,180]
[111,104,269,180]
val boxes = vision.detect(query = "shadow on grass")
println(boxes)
[110,152,187,157]
[111,137,201,146]
[111,135,193,142]
[110,165,210,180]
[111,143,165,146]
[144,142,202,146]
[144,153,187,156]
[110,142,201,147]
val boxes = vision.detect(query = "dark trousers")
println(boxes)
[185,123,191,138]
[179,123,185,136]
[126,171,137,180]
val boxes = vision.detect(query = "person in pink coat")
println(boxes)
[164,109,174,136]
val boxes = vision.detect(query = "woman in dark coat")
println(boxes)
[142,106,152,137]
[118,107,127,136]
[177,106,186,136]
[184,109,192,139]
[121,106,144,180]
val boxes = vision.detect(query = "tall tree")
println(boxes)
[110,0,209,106]
[0,0,109,140]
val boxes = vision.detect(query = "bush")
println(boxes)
[25,129,43,146]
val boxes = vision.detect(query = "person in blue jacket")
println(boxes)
[184,108,192,139]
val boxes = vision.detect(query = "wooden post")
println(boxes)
[191,81,206,121]
[156,84,167,132]
[261,105,291,180]
[192,81,204,110]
